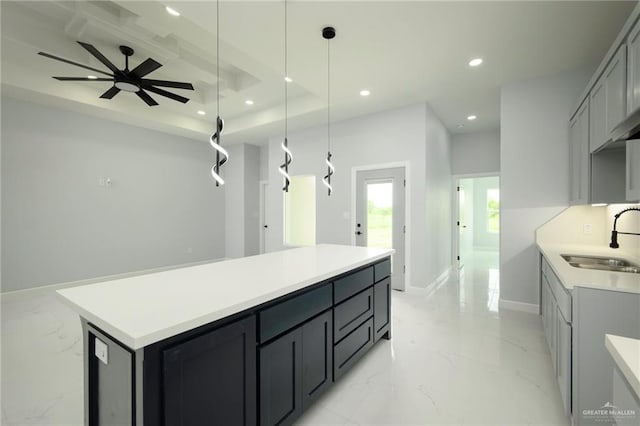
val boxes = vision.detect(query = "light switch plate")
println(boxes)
[94,337,108,365]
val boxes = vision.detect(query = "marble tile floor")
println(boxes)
[1,250,570,425]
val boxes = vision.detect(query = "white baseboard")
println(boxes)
[499,298,540,314]
[432,267,451,288]
[1,257,227,301]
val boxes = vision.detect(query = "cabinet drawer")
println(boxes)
[334,317,374,381]
[334,267,374,304]
[334,288,373,343]
[374,259,391,283]
[259,284,332,344]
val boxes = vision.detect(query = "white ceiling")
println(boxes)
[0,1,635,145]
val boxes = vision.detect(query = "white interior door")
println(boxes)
[355,168,405,291]
[457,178,474,269]
[259,181,269,254]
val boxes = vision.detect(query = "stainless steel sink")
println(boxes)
[561,254,640,274]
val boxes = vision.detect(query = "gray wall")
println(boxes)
[264,102,452,288]
[1,97,225,292]
[500,67,592,307]
[244,144,260,256]
[224,143,260,258]
[451,130,500,175]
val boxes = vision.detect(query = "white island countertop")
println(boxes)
[537,243,640,294]
[605,334,640,400]
[57,244,393,349]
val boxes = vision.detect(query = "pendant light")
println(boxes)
[279,0,292,192]
[322,26,335,196]
[210,0,228,186]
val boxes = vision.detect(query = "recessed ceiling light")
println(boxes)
[359,89,371,97]
[197,110,206,116]
[468,58,483,67]
[457,124,465,129]
[467,115,477,121]
[284,76,293,83]
[165,6,180,17]
[245,100,254,105]
[87,75,98,80]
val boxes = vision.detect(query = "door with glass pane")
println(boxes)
[355,168,405,291]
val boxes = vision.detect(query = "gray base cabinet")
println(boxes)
[573,287,640,426]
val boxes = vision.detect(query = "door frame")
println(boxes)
[259,180,269,254]
[451,172,501,269]
[351,161,410,289]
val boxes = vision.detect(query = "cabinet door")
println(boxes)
[627,139,640,201]
[301,311,333,410]
[627,18,640,115]
[163,316,256,426]
[606,45,628,136]
[590,78,607,152]
[374,277,391,341]
[570,100,590,204]
[556,307,572,417]
[543,277,557,370]
[260,328,303,426]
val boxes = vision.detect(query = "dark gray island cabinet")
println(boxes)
[58,245,393,426]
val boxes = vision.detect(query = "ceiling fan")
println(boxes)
[38,41,194,106]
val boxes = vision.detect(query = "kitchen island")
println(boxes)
[57,244,394,426]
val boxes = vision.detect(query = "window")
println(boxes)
[487,188,499,233]
[366,182,393,248]
[284,175,316,246]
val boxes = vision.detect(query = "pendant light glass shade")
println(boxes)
[279,0,292,191]
[210,0,227,186]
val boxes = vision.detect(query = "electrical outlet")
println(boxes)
[94,337,108,365]
[583,224,593,234]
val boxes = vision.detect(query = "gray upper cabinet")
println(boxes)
[589,78,607,152]
[627,18,640,115]
[627,139,640,201]
[570,100,590,205]
[606,46,628,135]
[591,46,627,152]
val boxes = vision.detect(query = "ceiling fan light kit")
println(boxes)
[38,41,194,106]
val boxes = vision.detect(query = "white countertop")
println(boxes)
[605,334,640,400]
[57,244,393,349]
[537,243,640,294]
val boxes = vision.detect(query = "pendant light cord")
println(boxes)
[216,0,220,118]
[327,39,330,152]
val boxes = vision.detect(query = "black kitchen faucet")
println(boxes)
[609,207,640,248]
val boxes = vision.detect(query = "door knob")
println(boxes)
[263,225,268,229]
[356,231,362,235]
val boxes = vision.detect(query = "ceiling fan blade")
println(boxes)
[131,58,162,78]
[77,41,120,74]
[38,52,113,77]
[100,86,121,99]
[142,85,190,104]
[53,77,113,81]
[136,90,159,106]
[141,79,194,90]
